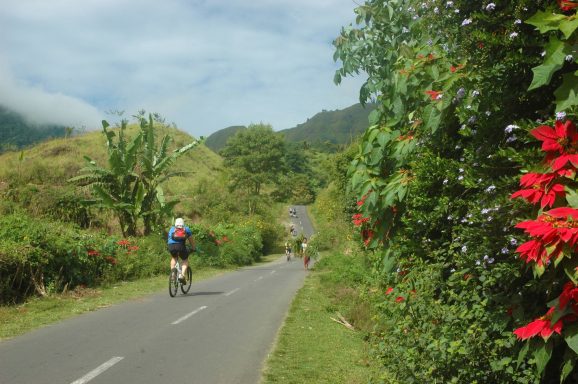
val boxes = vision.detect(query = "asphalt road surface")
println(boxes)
[0,206,315,384]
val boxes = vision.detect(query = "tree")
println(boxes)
[220,123,286,214]
[69,114,200,236]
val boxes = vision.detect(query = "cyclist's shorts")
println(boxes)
[168,242,189,259]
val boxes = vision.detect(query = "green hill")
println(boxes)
[204,125,246,153]
[278,103,375,149]
[0,105,67,152]
[205,103,375,153]
[0,121,222,224]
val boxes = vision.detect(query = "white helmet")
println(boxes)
[175,218,185,227]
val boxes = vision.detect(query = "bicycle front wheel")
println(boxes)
[180,267,192,294]
[169,268,179,297]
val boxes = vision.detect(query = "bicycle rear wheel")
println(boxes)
[180,267,192,294]
[169,268,179,297]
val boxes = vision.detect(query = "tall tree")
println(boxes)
[220,123,286,214]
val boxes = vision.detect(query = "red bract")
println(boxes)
[385,287,394,295]
[425,90,442,101]
[352,213,370,226]
[531,120,578,153]
[510,172,564,208]
[513,307,562,341]
[515,239,548,265]
[558,0,578,11]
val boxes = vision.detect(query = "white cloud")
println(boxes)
[0,0,364,136]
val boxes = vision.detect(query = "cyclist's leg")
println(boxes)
[180,248,190,280]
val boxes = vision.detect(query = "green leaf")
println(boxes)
[564,323,578,355]
[560,17,578,39]
[423,104,441,133]
[517,341,530,368]
[528,37,566,90]
[533,340,553,375]
[525,10,566,34]
[565,186,578,208]
[561,357,575,383]
[555,72,578,111]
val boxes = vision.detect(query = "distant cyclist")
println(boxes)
[167,218,196,283]
[285,240,292,261]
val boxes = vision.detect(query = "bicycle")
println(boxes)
[285,248,292,261]
[169,258,192,297]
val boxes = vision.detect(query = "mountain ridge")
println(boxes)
[204,103,375,153]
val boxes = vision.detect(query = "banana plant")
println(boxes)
[69,115,200,236]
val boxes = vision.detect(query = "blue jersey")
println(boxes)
[167,226,193,244]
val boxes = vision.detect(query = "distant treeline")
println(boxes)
[0,105,67,153]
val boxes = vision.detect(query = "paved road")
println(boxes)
[0,230,313,384]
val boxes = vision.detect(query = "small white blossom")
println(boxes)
[506,135,517,143]
[509,32,518,39]
[505,124,519,133]
[455,9,460,13]
[459,168,464,173]
[481,208,490,214]
[486,185,496,193]
[458,175,464,181]
[541,51,546,57]
[485,3,496,11]
[501,247,509,254]
[487,216,493,222]
[461,18,472,26]
[472,90,480,97]
[485,111,491,116]
[566,55,574,62]
[434,7,439,13]
[488,258,495,264]
[443,178,449,185]
[514,19,522,24]
[461,245,467,253]
[448,215,453,220]
[556,111,567,120]
[446,1,454,7]
[476,260,481,265]
[450,268,456,273]
[510,238,518,246]
[402,27,410,33]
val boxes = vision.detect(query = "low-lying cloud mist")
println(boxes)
[0,65,103,129]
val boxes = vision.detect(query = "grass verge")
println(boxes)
[261,251,375,384]
[0,266,229,341]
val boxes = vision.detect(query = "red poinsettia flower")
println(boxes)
[558,0,578,11]
[395,296,405,303]
[510,172,565,208]
[531,120,578,154]
[385,287,394,295]
[352,213,370,227]
[425,90,443,101]
[362,229,374,246]
[513,307,562,341]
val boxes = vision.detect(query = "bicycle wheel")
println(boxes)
[169,268,179,297]
[180,267,192,294]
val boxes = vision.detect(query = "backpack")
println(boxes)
[172,227,187,241]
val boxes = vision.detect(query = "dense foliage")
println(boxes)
[334,0,578,382]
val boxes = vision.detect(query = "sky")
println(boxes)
[0,0,365,138]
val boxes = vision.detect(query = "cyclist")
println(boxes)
[285,240,292,261]
[167,218,196,283]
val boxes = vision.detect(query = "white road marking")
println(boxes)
[70,356,124,384]
[171,306,208,325]
[224,288,240,296]
[270,270,276,275]
[254,276,264,282]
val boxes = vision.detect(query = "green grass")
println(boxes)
[261,252,375,384]
[0,267,229,341]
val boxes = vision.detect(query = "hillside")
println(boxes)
[205,103,375,153]
[0,105,68,152]
[0,122,222,224]
[278,103,375,148]
[204,125,246,153]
